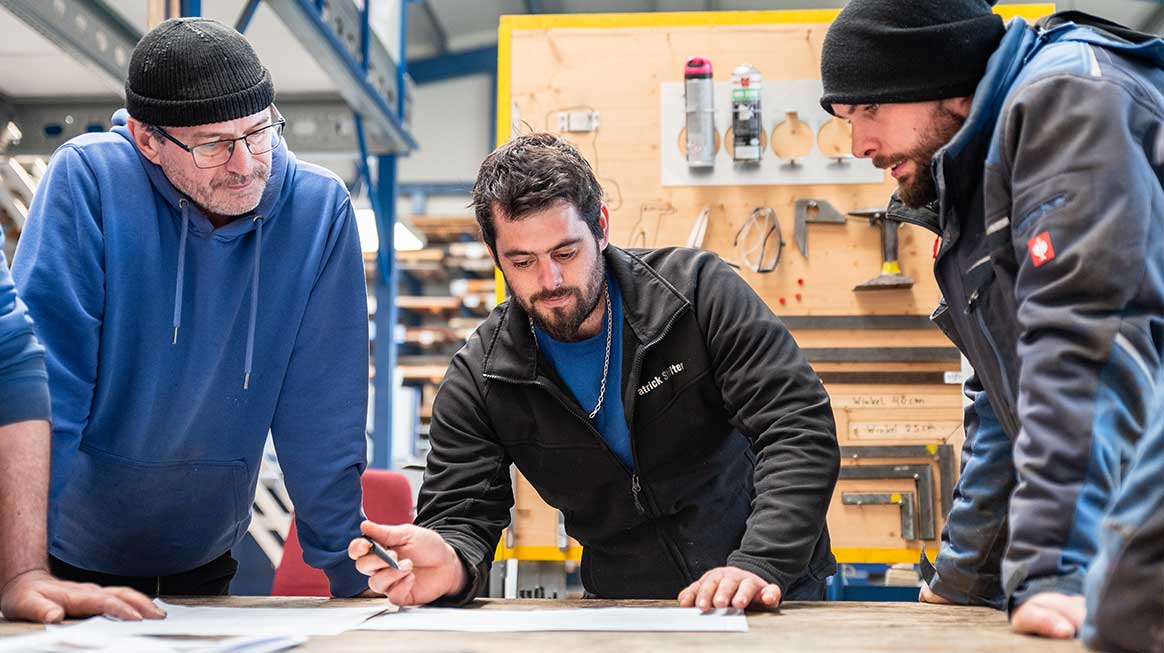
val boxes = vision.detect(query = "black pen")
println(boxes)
[364,536,401,570]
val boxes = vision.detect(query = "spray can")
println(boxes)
[731,64,763,163]
[684,57,715,168]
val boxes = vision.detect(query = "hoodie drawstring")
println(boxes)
[244,216,263,390]
[172,199,190,345]
[171,201,263,392]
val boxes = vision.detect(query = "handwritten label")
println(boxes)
[836,395,929,408]
[849,422,960,439]
[832,393,962,409]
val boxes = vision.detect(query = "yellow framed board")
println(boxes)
[492,5,1054,564]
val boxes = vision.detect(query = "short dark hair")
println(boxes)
[471,133,604,255]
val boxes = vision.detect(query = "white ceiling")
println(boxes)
[0,0,1160,99]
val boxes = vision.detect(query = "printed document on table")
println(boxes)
[46,600,387,637]
[357,607,748,632]
[0,631,306,653]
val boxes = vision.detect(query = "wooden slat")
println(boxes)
[396,296,464,313]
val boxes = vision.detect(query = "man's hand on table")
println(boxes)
[1010,592,1084,639]
[918,580,954,605]
[0,568,164,623]
[677,566,781,612]
[349,521,466,607]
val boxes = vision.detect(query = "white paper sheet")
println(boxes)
[357,606,748,632]
[46,600,386,638]
[0,631,305,653]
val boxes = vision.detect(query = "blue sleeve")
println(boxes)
[269,197,369,597]
[0,234,50,426]
[929,372,1013,609]
[9,146,105,496]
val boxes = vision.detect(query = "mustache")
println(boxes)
[872,154,902,170]
[212,165,269,190]
[531,287,581,304]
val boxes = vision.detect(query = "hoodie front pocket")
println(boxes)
[53,443,250,577]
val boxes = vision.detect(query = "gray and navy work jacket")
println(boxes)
[415,246,839,602]
[903,12,1164,610]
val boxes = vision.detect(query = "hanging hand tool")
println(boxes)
[850,207,914,291]
[793,199,846,258]
[685,207,711,249]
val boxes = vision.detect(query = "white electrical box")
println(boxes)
[557,110,600,133]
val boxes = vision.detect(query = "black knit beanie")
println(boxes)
[819,0,1005,115]
[126,18,274,127]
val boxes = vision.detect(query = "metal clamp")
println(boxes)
[840,445,955,516]
[842,491,918,541]
[838,464,936,540]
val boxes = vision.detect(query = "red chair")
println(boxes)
[271,469,414,596]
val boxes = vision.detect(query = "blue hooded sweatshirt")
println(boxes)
[11,110,370,596]
[0,228,50,427]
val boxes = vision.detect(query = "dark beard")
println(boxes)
[523,254,605,342]
[874,105,966,209]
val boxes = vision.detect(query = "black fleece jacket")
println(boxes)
[416,246,839,601]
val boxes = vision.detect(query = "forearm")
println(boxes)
[930,383,1012,608]
[416,353,516,603]
[723,339,839,588]
[0,420,51,589]
[728,419,838,590]
[697,256,838,588]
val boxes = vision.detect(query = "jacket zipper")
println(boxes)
[918,181,1022,438]
[623,304,689,517]
[967,291,1021,436]
[620,304,697,582]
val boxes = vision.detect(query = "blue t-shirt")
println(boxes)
[534,273,633,470]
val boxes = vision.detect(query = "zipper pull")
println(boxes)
[631,474,646,515]
[967,288,981,313]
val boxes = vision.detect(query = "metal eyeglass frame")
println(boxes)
[153,112,287,169]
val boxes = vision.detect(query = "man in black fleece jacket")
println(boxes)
[350,133,839,608]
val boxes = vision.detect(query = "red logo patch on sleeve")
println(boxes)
[1028,231,1055,267]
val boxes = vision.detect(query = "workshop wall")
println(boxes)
[496,6,1053,567]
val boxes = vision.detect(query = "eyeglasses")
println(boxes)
[154,119,286,169]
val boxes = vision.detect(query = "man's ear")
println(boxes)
[127,118,163,165]
[943,96,973,119]
[597,204,611,251]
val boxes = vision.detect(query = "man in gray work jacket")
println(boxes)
[350,133,840,609]
[821,2,1164,649]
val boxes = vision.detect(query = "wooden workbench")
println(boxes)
[0,598,1089,652]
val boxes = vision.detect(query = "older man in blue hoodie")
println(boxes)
[11,18,370,597]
